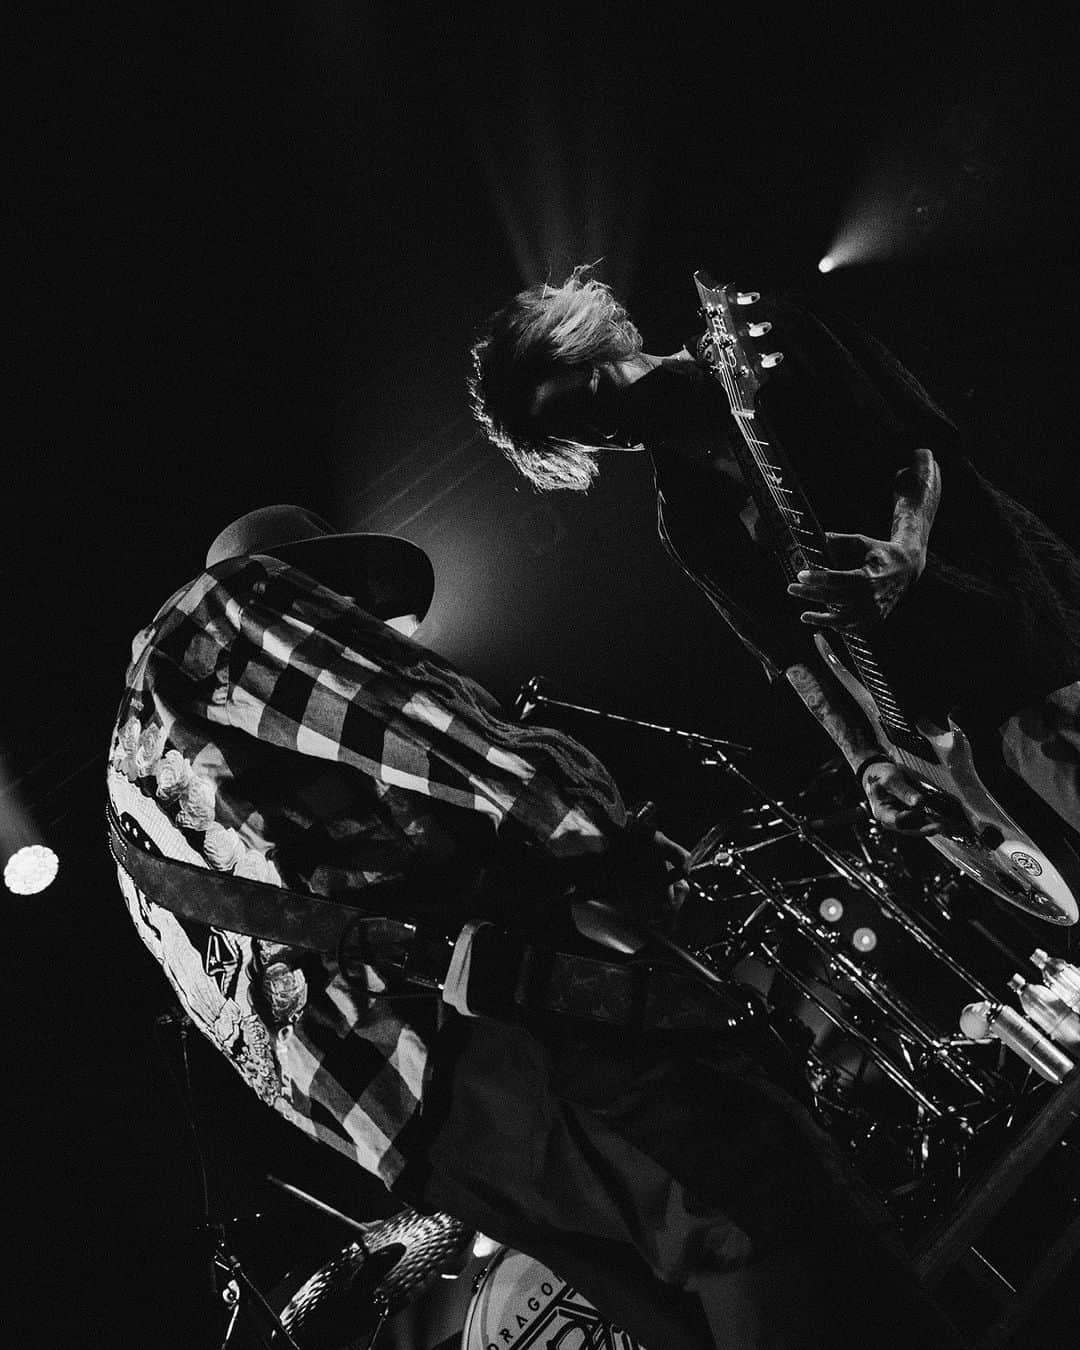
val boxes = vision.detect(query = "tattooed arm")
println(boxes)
[890,446,941,570]
[787,448,942,630]
[785,659,941,835]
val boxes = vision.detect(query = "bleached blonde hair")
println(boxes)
[468,264,642,490]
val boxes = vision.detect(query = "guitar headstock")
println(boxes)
[692,270,783,414]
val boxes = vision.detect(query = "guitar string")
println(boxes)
[684,303,1068,905]
[706,316,919,741]
[704,309,1071,894]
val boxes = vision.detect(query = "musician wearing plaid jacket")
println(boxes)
[107,504,964,1348]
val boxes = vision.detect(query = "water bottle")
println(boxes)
[1030,948,1080,1012]
[958,1000,1074,1084]
[1007,974,1080,1047]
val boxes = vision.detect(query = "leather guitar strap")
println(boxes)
[107,800,750,1034]
[108,798,369,956]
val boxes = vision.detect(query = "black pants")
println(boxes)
[407,1015,966,1350]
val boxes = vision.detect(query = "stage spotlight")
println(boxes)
[819,896,844,923]
[4,844,59,895]
[852,926,878,953]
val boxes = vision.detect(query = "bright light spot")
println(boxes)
[959,1002,992,1041]
[852,926,878,953]
[383,613,421,637]
[819,897,844,923]
[4,844,60,895]
[819,163,936,272]
[472,1233,500,1260]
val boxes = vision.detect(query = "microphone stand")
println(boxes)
[512,675,755,754]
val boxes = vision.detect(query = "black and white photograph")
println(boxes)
[9,4,1080,1346]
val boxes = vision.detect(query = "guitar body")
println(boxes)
[816,633,1080,924]
[692,269,1080,925]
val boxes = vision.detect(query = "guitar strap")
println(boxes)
[106,799,750,1033]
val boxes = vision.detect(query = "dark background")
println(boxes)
[7,3,1080,1345]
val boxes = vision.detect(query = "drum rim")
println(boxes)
[460,1246,568,1350]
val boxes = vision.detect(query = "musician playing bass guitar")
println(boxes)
[469,265,1080,919]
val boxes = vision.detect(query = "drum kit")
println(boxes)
[255,1201,645,1350]
[211,678,1079,1349]
[512,679,1078,1218]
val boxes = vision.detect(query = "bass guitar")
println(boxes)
[692,270,1079,925]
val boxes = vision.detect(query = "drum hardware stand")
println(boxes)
[153,1009,301,1350]
[519,681,1071,1247]
[520,679,1006,1104]
[206,1223,303,1350]
[265,1176,400,1348]
[516,676,997,1006]
[707,854,999,1103]
[752,936,993,1224]
[753,936,946,1117]
[691,743,1001,1006]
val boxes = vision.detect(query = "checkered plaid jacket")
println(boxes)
[107,554,627,1187]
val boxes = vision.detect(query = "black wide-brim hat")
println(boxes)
[206,505,435,623]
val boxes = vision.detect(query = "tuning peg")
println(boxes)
[761,351,784,369]
[735,291,760,305]
[747,321,772,338]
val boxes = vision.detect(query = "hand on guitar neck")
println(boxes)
[786,447,940,630]
[786,531,926,631]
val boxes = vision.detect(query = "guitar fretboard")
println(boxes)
[712,346,929,758]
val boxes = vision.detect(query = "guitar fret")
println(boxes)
[881,708,915,727]
[886,723,925,748]
[852,671,905,714]
[862,680,898,701]
[859,669,897,695]
[858,674,899,702]
[700,287,936,762]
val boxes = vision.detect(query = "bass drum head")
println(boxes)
[462,1247,645,1350]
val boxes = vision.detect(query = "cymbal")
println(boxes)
[277,1208,472,1349]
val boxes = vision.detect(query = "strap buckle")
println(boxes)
[337,914,455,993]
